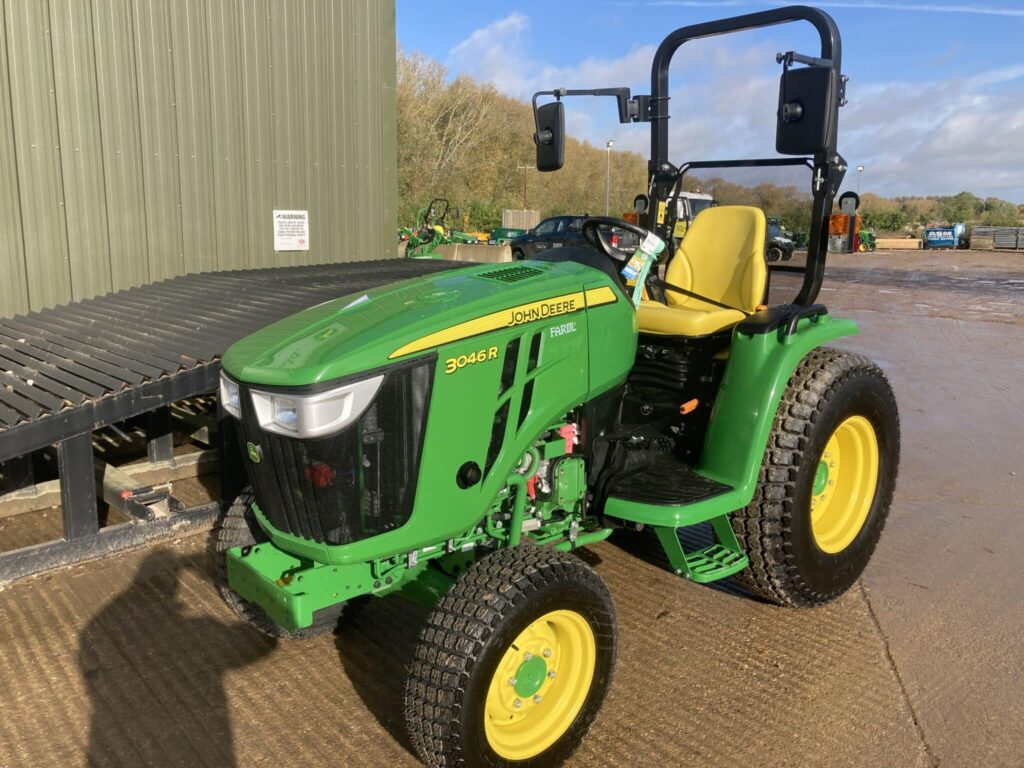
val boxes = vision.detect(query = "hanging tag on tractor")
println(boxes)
[620,231,665,307]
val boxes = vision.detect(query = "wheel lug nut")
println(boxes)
[543,648,552,658]
[508,678,517,687]
[523,651,532,660]
[548,670,556,679]
[513,699,522,708]
[533,695,542,703]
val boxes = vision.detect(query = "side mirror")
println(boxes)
[535,101,565,172]
[633,194,649,214]
[776,65,833,155]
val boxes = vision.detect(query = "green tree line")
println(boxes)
[397,50,646,230]
[858,191,1022,234]
[397,50,1022,235]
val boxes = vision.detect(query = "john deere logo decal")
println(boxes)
[388,287,617,360]
[247,442,263,463]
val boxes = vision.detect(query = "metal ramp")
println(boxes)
[0,260,465,584]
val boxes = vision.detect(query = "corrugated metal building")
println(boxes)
[0,0,397,317]
[973,225,1024,251]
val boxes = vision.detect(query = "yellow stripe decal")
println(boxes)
[390,291,587,359]
[585,286,618,307]
[390,285,620,360]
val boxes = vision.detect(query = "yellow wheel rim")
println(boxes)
[811,415,880,553]
[484,609,596,761]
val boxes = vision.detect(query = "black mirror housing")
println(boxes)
[776,66,833,155]
[535,102,565,172]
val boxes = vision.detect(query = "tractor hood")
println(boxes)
[221,261,618,387]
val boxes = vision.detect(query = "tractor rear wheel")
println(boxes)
[213,488,360,638]
[404,545,617,767]
[768,246,783,261]
[732,349,900,607]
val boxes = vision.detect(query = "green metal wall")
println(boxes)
[0,0,397,316]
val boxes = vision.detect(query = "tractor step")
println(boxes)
[680,542,748,583]
[652,514,749,584]
[607,454,731,507]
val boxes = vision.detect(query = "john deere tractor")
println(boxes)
[400,197,479,258]
[215,7,898,766]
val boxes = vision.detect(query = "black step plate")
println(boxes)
[608,454,732,506]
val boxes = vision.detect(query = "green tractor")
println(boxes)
[400,197,479,258]
[215,7,898,766]
[859,227,878,252]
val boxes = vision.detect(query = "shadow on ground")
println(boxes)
[77,549,277,767]
[335,596,429,759]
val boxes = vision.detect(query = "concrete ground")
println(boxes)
[1,249,1021,767]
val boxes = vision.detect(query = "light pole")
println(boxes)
[516,165,533,210]
[605,140,614,215]
[856,165,865,195]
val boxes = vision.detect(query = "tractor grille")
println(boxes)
[236,360,433,545]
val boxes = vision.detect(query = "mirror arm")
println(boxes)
[532,86,650,145]
[776,50,832,69]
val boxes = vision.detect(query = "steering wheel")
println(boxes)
[581,216,651,263]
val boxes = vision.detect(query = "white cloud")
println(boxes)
[447,12,1024,201]
[840,68,1024,199]
[794,2,1024,18]
[644,1,1024,18]
[448,13,533,94]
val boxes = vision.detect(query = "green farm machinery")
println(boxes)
[859,227,878,252]
[216,7,898,766]
[400,197,479,258]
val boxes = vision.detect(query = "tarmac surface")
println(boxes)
[1,249,1021,767]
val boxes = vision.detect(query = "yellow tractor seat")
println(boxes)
[637,205,767,337]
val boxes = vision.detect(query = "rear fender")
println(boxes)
[696,311,859,503]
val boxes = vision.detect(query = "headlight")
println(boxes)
[249,375,384,438]
[272,397,298,431]
[219,373,241,418]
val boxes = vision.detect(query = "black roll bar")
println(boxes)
[649,5,841,169]
[646,6,845,305]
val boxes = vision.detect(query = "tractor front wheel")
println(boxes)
[212,489,361,638]
[404,545,617,767]
[732,349,900,606]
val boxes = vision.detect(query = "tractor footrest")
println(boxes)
[607,454,731,506]
[653,514,749,584]
[683,543,749,584]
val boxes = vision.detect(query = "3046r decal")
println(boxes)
[445,346,499,374]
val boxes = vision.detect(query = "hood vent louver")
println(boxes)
[478,265,545,284]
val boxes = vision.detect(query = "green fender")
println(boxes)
[606,313,858,526]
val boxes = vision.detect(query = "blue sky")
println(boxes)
[398,1,1024,202]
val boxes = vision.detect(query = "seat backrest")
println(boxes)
[664,205,767,312]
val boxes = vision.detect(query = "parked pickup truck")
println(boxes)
[510,215,634,259]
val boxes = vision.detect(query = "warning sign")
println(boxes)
[273,210,309,251]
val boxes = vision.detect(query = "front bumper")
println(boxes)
[226,540,385,632]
